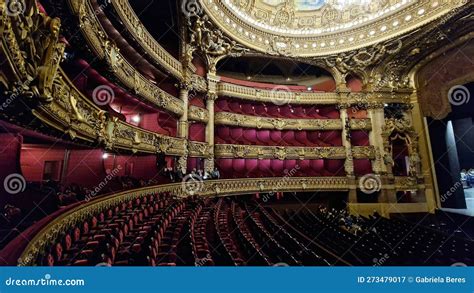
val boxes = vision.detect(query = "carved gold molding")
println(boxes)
[34,70,187,156]
[200,0,467,57]
[185,13,249,73]
[352,146,376,159]
[109,0,194,78]
[215,112,339,130]
[189,74,208,93]
[217,82,411,105]
[188,105,209,123]
[0,2,186,158]
[0,1,65,104]
[394,176,425,191]
[188,141,211,157]
[69,0,184,116]
[349,119,372,131]
[215,112,372,131]
[215,144,348,160]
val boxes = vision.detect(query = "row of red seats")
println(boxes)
[231,202,272,265]
[251,204,330,265]
[243,203,301,265]
[39,195,343,266]
[190,203,214,266]
[214,199,246,265]
[41,193,174,266]
[155,206,190,265]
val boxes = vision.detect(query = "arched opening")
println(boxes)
[390,133,410,177]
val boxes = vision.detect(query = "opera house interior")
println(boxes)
[0,0,473,268]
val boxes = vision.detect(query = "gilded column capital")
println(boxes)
[367,102,385,109]
[337,102,352,110]
[178,82,192,92]
[206,92,218,102]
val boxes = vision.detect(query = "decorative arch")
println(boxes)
[415,37,474,119]
[382,118,420,177]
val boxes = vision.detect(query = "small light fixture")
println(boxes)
[102,153,109,159]
[307,87,313,91]
[132,115,141,123]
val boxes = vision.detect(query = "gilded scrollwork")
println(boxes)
[70,0,184,116]
[324,39,403,80]
[188,105,209,123]
[382,117,414,136]
[217,82,411,105]
[102,40,123,73]
[189,74,208,92]
[188,141,211,157]
[199,0,467,57]
[215,144,347,160]
[95,110,116,150]
[349,119,372,131]
[395,176,422,190]
[352,146,376,160]
[1,1,65,104]
[109,0,189,79]
[1,4,187,158]
[215,112,343,130]
[186,14,249,73]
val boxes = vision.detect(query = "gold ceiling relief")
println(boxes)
[200,0,467,57]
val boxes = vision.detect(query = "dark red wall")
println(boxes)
[20,146,65,182]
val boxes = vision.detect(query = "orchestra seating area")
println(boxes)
[36,192,474,267]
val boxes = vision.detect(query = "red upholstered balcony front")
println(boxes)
[215,98,340,119]
[215,126,342,147]
[216,159,346,179]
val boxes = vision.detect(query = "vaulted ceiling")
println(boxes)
[200,0,468,57]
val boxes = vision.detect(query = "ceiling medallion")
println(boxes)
[201,0,468,57]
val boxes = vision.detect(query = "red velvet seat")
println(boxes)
[243,129,258,144]
[229,101,243,114]
[295,131,313,146]
[255,104,269,117]
[241,103,255,115]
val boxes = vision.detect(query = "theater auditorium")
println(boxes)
[0,0,473,267]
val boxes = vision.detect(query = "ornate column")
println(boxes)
[367,102,387,175]
[178,84,190,139]
[339,104,355,176]
[204,74,220,172]
[368,101,396,204]
[339,102,356,203]
[176,83,190,174]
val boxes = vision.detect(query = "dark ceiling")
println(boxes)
[217,56,332,80]
[128,0,182,59]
